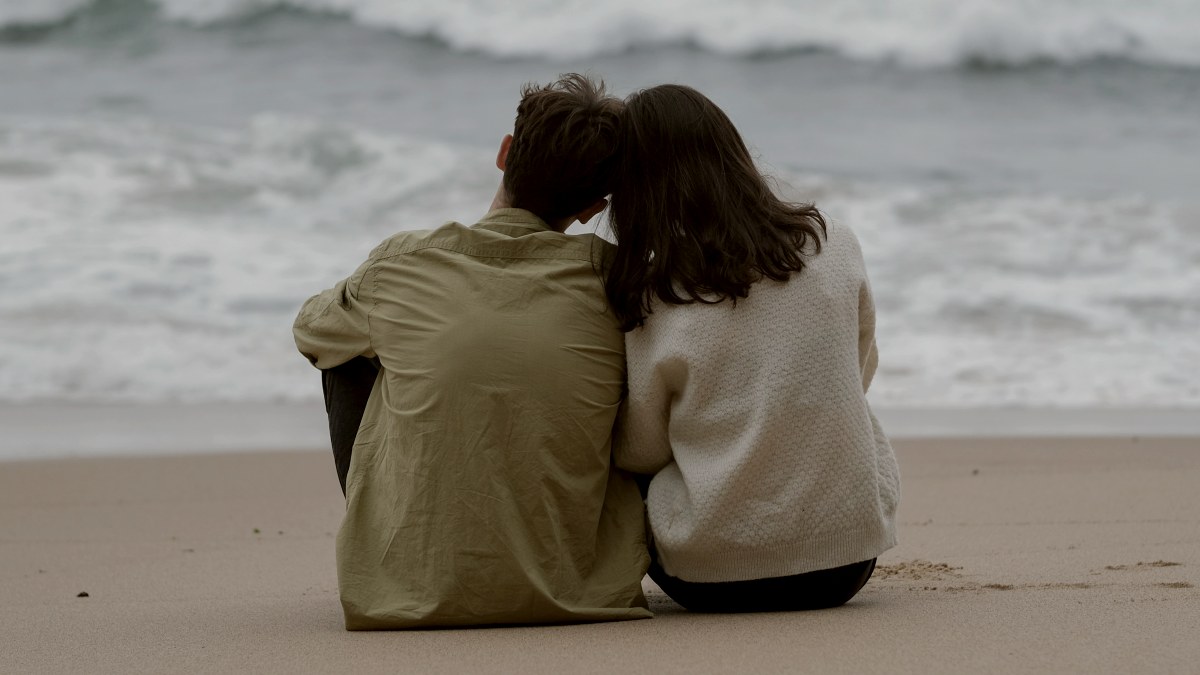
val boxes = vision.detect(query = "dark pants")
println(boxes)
[648,553,876,613]
[321,357,379,496]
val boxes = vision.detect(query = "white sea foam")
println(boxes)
[2,116,1197,407]
[802,178,1200,407]
[0,115,497,403]
[3,0,1200,68]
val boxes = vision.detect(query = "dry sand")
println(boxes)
[2,437,1198,674]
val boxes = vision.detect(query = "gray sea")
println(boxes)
[1,0,1198,410]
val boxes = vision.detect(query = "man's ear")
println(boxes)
[574,198,608,226]
[496,134,513,171]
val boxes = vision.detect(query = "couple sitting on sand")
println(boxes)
[294,74,900,630]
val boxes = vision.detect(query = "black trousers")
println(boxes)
[321,357,379,496]
[648,553,876,613]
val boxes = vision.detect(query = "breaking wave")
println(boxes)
[4,0,1200,68]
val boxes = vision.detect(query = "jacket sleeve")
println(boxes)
[293,255,378,370]
[613,335,675,475]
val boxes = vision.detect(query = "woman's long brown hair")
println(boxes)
[605,84,827,331]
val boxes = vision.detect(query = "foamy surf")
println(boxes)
[3,0,1200,68]
[1,115,1196,407]
[0,115,494,403]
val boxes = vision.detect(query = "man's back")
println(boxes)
[294,208,650,629]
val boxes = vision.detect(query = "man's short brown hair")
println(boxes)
[503,73,623,223]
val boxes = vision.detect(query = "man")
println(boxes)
[293,74,650,629]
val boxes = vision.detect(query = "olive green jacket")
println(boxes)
[294,209,650,629]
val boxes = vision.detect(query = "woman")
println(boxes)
[608,84,900,612]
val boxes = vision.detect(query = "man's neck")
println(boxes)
[489,184,572,233]
[488,184,510,213]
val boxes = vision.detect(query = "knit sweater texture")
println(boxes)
[614,221,900,583]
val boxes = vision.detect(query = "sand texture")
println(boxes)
[2,437,1198,674]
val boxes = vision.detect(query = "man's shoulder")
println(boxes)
[364,222,466,260]
[368,220,613,264]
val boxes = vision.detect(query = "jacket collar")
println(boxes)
[475,208,554,236]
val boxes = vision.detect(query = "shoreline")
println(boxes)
[3,437,1197,674]
[2,402,1198,462]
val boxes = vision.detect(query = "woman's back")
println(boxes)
[615,220,899,584]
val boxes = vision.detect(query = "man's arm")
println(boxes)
[293,255,377,370]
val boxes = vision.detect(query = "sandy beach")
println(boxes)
[2,435,1197,674]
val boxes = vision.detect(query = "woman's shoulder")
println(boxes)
[819,219,865,260]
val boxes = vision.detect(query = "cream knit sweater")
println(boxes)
[614,221,900,583]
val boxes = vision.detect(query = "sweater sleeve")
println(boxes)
[858,278,879,393]
[613,334,674,475]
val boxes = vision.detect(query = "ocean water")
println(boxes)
[1,0,1198,408]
